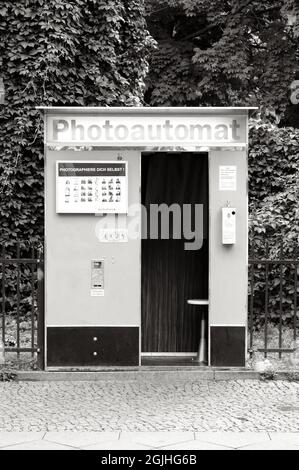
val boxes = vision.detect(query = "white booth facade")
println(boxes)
[39,106,256,369]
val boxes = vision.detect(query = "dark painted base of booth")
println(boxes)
[210,326,246,367]
[47,327,139,367]
[46,326,245,368]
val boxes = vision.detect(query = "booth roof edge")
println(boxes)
[35,106,258,114]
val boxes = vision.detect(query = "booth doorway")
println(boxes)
[141,152,209,358]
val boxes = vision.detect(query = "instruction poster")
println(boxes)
[219,165,237,191]
[56,161,128,213]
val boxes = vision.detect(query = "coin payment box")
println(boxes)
[222,207,236,244]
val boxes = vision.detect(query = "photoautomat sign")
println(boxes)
[46,114,247,146]
[56,161,128,213]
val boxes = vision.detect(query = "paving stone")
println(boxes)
[0,432,44,448]
[81,440,153,450]
[161,440,231,450]
[121,431,194,448]
[195,431,270,449]
[268,432,299,444]
[2,440,76,450]
[44,431,119,448]
[239,440,299,450]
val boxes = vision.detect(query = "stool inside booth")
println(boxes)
[141,152,209,364]
[187,299,209,363]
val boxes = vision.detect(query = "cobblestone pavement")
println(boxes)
[0,379,299,432]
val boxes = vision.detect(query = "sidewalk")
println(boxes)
[0,376,299,449]
[1,431,299,450]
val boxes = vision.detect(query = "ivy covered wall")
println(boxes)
[0,0,155,247]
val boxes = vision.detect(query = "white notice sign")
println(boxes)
[90,289,104,297]
[219,165,237,191]
[56,161,128,213]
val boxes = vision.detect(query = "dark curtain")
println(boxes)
[141,153,209,352]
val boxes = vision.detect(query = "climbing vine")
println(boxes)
[0,0,155,247]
